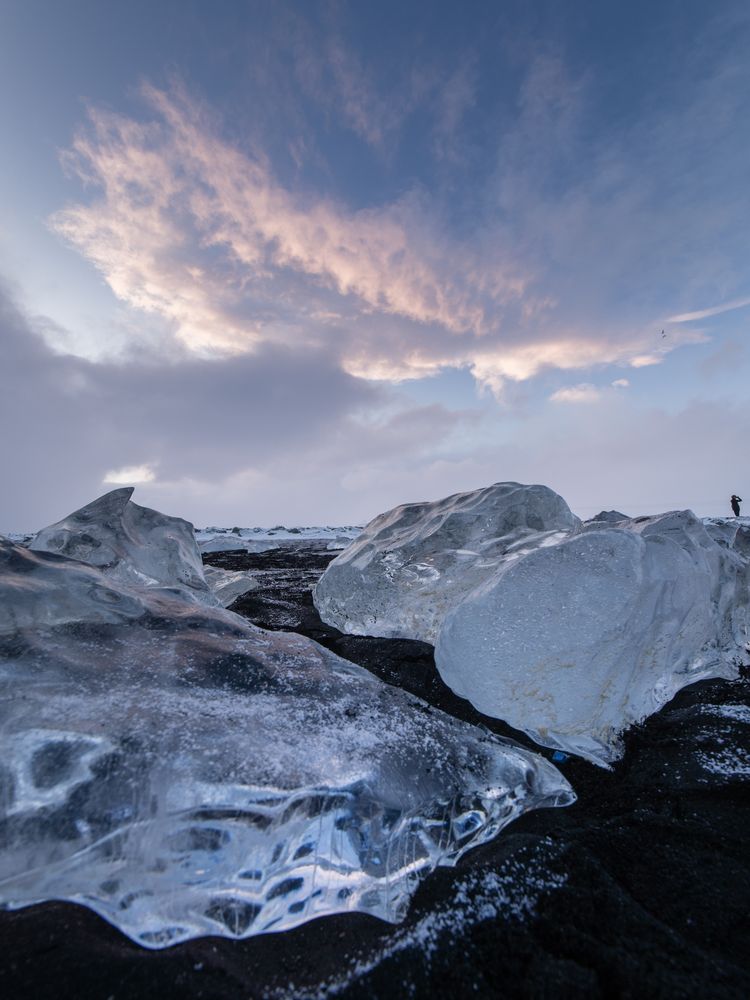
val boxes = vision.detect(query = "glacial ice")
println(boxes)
[438,509,748,764]
[0,523,573,948]
[202,565,260,607]
[314,482,580,642]
[30,488,215,604]
[315,485,749,767]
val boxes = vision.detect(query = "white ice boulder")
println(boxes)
[0,537,573,947]
[30,487,214,603]
[314,482,580,642]
[436,509,749,766]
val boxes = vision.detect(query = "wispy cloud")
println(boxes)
[549,383,601,404]
[53,84,515,354]
[667,296,750,323]
[432,58,477,163]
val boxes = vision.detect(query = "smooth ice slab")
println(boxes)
[0,538,573,948]
[314,482,580,642]
[436,510,749,765]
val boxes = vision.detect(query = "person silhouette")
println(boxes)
[731,494,742,517]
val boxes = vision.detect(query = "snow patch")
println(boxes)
[700,703,750,725]
[282,839,567,999]
[695,746,750,779]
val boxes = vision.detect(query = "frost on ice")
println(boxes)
[0,494,573,949]
[316,484,750,766]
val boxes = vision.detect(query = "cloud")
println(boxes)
[44,2,750,400]
[0,281,369,524]
[3,275,749,532]
[667,296,750,323]
[308,36,408,149]
[0,281,480,529]
[629,354,664,368]
[550,377,629,403]
[432,58,477,163]
[549,383,601,404]
[48,78,716,398]
[249,392,750,525]
[699,339,745,379]
[52,84,520,355]
[103,464,156,484]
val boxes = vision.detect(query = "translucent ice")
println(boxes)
[314,482,580,642]
[202,565,259,607]
[436,510,749,765]
[315,483,749,767]
[0,537,573,948]
[30,488,215,604]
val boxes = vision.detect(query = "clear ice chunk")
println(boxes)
[29,487,217,604]
[202,565,259,607]
[315,483,749,767]
[436,509,749,765]
[314,482,580,642]
[0,538,573,948]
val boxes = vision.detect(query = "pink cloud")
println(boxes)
[49,84,705,394]
[53,85,519,354]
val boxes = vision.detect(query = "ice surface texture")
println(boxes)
[28,489,260,609]
[314,482,580,643]
[439,510,749,765]
[202,565,260,607]
[316,484,749,766]
[0,508,573,948]
[30,488,214,603]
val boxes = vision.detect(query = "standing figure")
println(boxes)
[731,494,742,517]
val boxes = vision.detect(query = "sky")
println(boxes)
[1,0,749,530]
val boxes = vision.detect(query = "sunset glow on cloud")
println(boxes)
[53,86,516,354]
[49,80,710,395]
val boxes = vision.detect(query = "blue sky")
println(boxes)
[1,0,749,528]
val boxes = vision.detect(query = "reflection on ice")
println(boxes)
[0,505,573,948]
